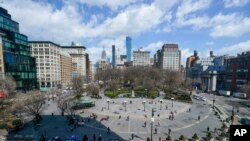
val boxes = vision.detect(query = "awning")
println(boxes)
[0,91,7,98]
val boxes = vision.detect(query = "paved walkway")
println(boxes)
[6,91,223,141]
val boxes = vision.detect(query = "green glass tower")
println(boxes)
[0,7,37,91]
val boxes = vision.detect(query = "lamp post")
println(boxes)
[107,99,110,110]
[160,99,163,110]
[142,100,146,112]
[124,100,128,112]
[171,97,174,108]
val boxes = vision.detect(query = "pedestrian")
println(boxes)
[168,128,171,135]
[169,115,171,120]
[52,112,54,116]
[93,134,96,141]
[82,134,88,141]
[207,126,210,133]
[119,115,121,119]
[155,128,157,134]
[189,108,191,112]
[98,135,102,141]
[198,115,200,120]
[107,127,110,134]
[159,136,162,141]
[144,121,147,127]
[166,105,168,110]
[131,133,134,140]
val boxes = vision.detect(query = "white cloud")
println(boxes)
[75,0,142,10]
[210,13,250,37]
[144,41,163,53]
[176,0,212,19]
[2,0,88,44]
[181,48,193,65]
[217,40,250,55]
[223,0,250,8]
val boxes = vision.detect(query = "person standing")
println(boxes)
[93,134,96,141]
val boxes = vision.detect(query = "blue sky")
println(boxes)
[1,0,250,65]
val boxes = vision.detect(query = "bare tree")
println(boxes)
[0,75,16,97]
[107,80,119,95]
[23,91,46,120]
[86,84,100,97]
[72,76,85,98]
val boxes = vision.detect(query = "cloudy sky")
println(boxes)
[1,0,250,65]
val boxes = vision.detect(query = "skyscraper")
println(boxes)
[0,7,37,90]
[126,36,132,62]
[112,45,116,68]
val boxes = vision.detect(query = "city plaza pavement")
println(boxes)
[5,92,223,141]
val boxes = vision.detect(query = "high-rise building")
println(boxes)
[60,51,72,87]
[0,7,37,90]
[126,36,132,62]
[62,43,86,77]
[112,45,116,68]
[29,41,61,91]
[133,48,150,66]
[154,44,181,71]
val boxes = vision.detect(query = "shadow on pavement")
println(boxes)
[6,115,125,141]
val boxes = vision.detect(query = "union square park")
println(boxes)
[0,68,241,141]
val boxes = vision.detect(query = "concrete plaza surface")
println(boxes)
[4,93,223,141]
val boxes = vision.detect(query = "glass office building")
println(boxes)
[0,7,37,91]
[126,36,132,62]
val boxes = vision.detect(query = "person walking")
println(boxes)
[144,121,147,127]
[168,128,171,135]
[155,128,157,134]
[107,127,110,134]
[93,134,96,141]
[198,115,200,120]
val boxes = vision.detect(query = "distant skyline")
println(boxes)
[1,0,250,65]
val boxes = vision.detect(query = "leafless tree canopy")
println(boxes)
[72,76,85,97]
[86,83,99,97]
[95,67,185,90]
[0,75,16,97]
[22,91,46,117]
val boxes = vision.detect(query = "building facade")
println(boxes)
[29,41,61,91]
[0,7,37,90]
[60,51,72,87]
[62,44,86,78]
[133,48,150,66]
[0,37,4,78]
[126,36,132,62]
[226,52,250,92]
[154,44,181,71]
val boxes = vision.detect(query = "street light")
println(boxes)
[124,100,128,112]
[107,99,111,110]
[160,99,163,110]
[171,97,174,108]
[142,100,146,112]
